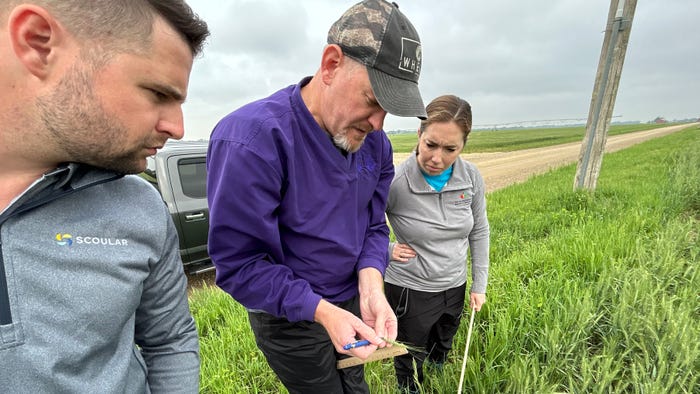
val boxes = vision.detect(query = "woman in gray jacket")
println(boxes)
[385,95,490,393]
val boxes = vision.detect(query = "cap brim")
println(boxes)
[367,67,427,120]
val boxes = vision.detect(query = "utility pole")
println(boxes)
[574,0,637,191]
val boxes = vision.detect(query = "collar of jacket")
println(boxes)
[403,152,472,194]
[1,163,124,223]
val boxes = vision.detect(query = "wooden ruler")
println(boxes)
[337,346,408,369]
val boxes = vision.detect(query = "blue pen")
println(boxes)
[343,339,371,350]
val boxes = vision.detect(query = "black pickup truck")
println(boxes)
[140,141,212,274]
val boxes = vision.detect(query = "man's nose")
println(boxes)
[156,105,185,140]
[368,109,387,131]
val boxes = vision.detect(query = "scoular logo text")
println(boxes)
[54,233,128,247]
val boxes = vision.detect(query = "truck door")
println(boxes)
[166,155,210,268]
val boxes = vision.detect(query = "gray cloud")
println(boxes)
[183,0,699,140]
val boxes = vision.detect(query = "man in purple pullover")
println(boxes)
[206,1,426,392]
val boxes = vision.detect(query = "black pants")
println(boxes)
[248,296,369,394]
[385,282,466,391]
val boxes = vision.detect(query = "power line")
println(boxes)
[474,115,622,129]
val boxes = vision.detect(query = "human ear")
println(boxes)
[9,5,62,79]
[320,44,343,85]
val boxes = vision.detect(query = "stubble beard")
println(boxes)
[35,62,149,174]
[333,129,366,153]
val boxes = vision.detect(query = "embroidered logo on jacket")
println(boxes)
[356,153,377,175]
[452,192,472,207]
[55,233,73,246]
[453,198,471,207]
[54,233,128,247]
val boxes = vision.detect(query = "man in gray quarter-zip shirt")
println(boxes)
[0,1,209,392]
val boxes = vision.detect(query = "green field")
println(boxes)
[190,124,699,393]
[388,123,672,153]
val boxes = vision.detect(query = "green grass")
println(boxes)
[190,124,699,393]
[189,285,288,393]
[388,123,674,153]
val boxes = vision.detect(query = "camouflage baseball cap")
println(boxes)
[328,0,426,119]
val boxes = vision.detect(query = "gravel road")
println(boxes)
[393,123,695,193]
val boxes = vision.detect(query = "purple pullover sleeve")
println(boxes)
[207,137,322,322]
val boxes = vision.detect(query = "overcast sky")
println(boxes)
[181,0,699,141]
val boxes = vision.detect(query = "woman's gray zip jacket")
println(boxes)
[385,154,490,293]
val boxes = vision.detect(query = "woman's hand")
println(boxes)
[391,243,416,262]
[470,293,486,311]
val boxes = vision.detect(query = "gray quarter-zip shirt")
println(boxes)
[0,163,199,393]
[385,154,490,293]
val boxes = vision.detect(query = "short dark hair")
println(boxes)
[4,1,209,56]
[145,0,209,56]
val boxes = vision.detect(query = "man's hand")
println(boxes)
[358,267,397,344]
[314,299,384,359]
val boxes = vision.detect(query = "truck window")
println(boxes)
[178,158,207,199]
